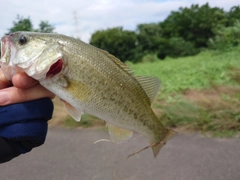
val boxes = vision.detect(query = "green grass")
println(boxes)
[128,46,240,137]
[128,46,240,101]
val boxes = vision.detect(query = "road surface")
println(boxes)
[1,128,240,180]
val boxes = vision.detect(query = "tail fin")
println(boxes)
[151,129,177,158]
[127,129,177,158]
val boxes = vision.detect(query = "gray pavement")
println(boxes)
[1,127,240,180]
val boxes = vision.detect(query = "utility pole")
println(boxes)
[73,11,80,39]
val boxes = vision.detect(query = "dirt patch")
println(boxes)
[157,85,240,134]
[182,86,240,109]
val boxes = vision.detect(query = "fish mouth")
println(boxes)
[0,37,7,60]
[0,36,18,80]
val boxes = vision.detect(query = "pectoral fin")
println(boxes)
[66,79,92,102]
[61,99,83,122]
[107,123,133,143]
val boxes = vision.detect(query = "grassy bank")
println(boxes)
[129,47,240,97]
[128,46,240,137]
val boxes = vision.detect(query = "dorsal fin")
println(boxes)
[100,49,134,75]
[135,76,160,104]
[100,49,160,103]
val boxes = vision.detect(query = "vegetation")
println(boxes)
[90,27,137,62]
[128,46,240,137]
[129,49,240,95]
[90,4,240,63]
[208,20,240,51]
[160,3,227,48]
[7,15,55,34]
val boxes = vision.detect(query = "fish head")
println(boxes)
[0,32,63,80]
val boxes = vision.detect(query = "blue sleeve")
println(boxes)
[0,98,54,163]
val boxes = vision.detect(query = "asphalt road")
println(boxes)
[1,128,240,180]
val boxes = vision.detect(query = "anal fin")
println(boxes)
[107,123,133,143]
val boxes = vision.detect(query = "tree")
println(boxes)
[226,6,240,26]
[136,23,198,60]
[8,15,33,33]
[167,37,199,57]
[89,4,240,62]
[37,21,55,33]
[7,15,55,34]
[208,20,240,50]
[90,27,137,62]
[136,23,162,53]
[160,3,227,48]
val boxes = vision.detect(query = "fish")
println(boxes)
[0,32,176,157]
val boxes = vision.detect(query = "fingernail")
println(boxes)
[0,91,10,105]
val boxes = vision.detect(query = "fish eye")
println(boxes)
[19,34,27,45]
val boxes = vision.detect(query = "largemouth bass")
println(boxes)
[0,32,175,157]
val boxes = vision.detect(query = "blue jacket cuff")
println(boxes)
[0,98,54,140]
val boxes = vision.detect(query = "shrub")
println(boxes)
[168,37,200,58]
[208,20,240,51]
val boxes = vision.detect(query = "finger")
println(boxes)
[12,73,38,89]
[0,84,55,106]
[0,70,12,89]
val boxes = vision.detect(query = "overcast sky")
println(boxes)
[0,0,239,42]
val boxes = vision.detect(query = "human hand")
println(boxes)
[0,70,55,105]
[0,69,55,163]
